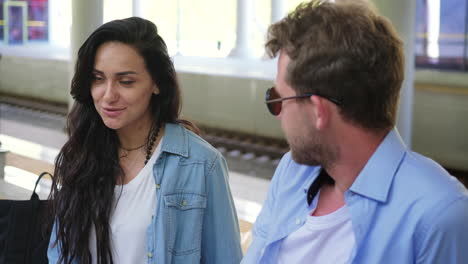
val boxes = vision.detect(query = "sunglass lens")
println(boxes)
[270,102,281,116]
[266,88,281,116]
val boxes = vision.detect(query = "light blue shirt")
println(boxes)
[243,129,468,264]
[48,123,243,264]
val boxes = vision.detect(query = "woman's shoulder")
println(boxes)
[164,123,223,163]
[185,127,223,161]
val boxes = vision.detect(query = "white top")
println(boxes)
[277,203,356,264]
[90,140,162,264]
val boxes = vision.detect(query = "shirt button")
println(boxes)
[181,200,187,207]
[156,184,161,189]
[295,219,301,225]
[147,252,153,258]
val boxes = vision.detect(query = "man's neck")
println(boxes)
[325,127,389,194]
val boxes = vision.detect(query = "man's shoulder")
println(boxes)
[393,150,468,208]
[400,153,468,250]
[400,151,465,191]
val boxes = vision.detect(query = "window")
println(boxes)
[103,0,131,24]
[0,0,49,44]
[416,0,468,71]
[145,0,305,58]
[149,0,237,57]
[287,0,305,12]
[250,0,271,58]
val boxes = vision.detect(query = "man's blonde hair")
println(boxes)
[266,0,404,131]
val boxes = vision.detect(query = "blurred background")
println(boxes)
[0,0,467,250]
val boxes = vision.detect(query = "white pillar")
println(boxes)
[271,0,286,23]
[69,0,103,109]
[426,0,440,59]
[229,0,256,58]
[48,0,71,47]
[48,0,58,45]
[372,0,417,148]
[132,0,144,17]
[176,0,182,55]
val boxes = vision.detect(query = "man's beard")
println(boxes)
[288,131,338,168]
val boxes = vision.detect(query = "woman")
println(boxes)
[48,17,242,264]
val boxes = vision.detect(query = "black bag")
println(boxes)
[0,172,53,264]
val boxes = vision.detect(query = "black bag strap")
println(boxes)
[30,172,53,201]
[25,172,53,263]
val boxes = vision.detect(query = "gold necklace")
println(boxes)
[121,149,143,174]
[120,143,145,152]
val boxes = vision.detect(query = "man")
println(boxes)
[242,0,468,263]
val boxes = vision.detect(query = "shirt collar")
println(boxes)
[160,122,189,158]
[301,166,322,193]
[307,169,334,205]
[349,128,407,203]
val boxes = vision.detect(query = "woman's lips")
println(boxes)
[102,107,125,117]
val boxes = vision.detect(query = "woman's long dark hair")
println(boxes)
[48,17,198,264]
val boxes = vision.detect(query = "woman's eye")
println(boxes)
[120,80,135,85]
[92,75,104,81]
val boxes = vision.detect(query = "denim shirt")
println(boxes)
[49,123,243,263]
[242,128,468,264]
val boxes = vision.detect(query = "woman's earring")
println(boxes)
[153,85,160,95]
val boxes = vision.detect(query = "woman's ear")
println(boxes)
[153,84,160,95]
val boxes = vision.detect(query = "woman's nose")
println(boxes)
[103,81,119,102]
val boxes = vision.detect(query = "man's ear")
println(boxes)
[310,95,330,130]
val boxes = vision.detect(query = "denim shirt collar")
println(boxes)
[160,123,189,158]
[349,128,407,203]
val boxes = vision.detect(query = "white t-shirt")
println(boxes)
[277,203,356,264]
[90,140,162,264]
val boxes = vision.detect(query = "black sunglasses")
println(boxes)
[265,87,342,116]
